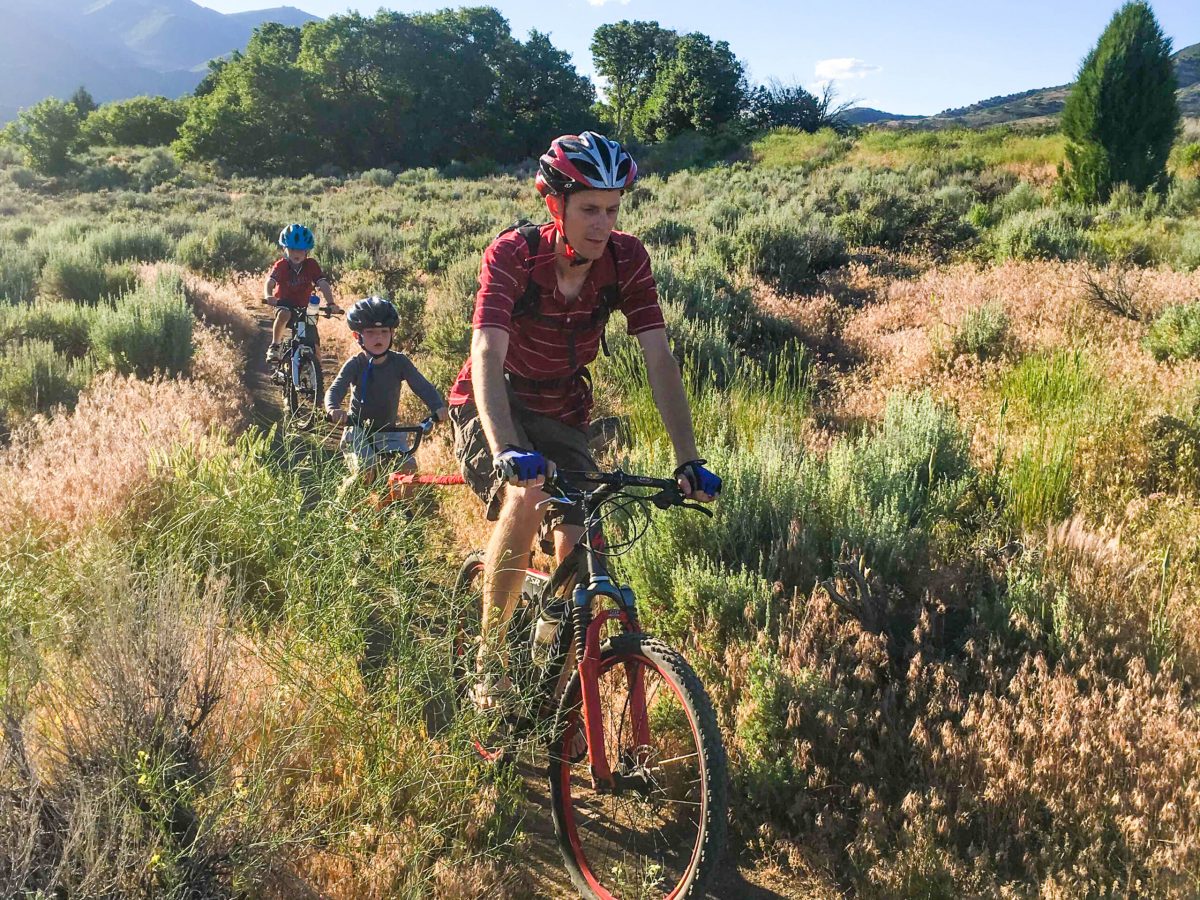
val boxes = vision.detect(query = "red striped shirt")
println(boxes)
[448,224,664,429]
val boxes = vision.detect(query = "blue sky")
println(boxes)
[196,0,1199,115]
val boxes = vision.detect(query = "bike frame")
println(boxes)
[549,471,680,792]
[285,307,318,389]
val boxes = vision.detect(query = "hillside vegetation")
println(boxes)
[2,124,1200,896]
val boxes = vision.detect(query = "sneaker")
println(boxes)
[265,343,283,364]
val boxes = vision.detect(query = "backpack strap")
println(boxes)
[495,219,543,321]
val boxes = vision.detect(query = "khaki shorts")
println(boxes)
[451,398,595,533]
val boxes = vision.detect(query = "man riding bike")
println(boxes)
[447,131,722,710]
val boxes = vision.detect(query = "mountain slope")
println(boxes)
[862,40,1199,128]
[0,0,318,121]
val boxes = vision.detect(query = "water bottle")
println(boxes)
[306,294,321,321]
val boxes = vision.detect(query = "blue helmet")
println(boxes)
[278,223,314,251]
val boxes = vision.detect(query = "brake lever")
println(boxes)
[679,501,714,517]
[536,470,575,510]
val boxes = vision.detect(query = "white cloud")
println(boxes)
[813,58,882,82]
[587,0,632,5]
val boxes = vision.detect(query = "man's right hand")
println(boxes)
[493,446,548,487]
[327,409,348,426]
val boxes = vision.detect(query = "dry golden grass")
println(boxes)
[0,352,243,539]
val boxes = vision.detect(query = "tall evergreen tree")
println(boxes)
[69,86,97,119]
[1060,1,1179,202]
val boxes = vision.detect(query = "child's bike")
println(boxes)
[451,468,729,900]
[270,296,338,430]
[340,415,436,477]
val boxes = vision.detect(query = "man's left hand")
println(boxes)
[675,459,721,503]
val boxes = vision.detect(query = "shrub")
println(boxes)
[133,148,180,189]
[39,253,138,304]
[991,207,1095,262]
[641,218,696,247]
[7,166,40,190]
[0,339,90,419]
[0,299,91,357]
[81,96,186,147]
[1175,222,1200,272]
[74,162,133,192]
[175,224,271,276]
[1145,302,1200,361]
[994,181,1044,218]
[89,276,194,377]
[938,302,1010,363]
[86,223,172,263]
[359,167,397,187]
[1144,413,1200,494]
[621,390,971,611]
[0,245,42,302]
[728,216,846,294]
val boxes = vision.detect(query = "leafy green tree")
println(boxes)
[590,21,678,140]
[1060,1,1179,202]
[9,98,83,174]
[633,33,746,142]
[174,23,320,172]
[83,96,187,147]
[496,30,594,159]
[70,86,97,119]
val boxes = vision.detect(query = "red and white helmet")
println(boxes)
[536,132,637,197]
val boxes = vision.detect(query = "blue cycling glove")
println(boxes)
[674,459,722,498]
[494,446,547,483]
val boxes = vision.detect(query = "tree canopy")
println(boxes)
[175,10,593,173]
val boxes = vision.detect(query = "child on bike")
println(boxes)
[264,223,341,363]
[326,296,448,497]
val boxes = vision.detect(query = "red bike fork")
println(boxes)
[577,604,649,791]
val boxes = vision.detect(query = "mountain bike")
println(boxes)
[270,296,338,430]
[451,469,728,900]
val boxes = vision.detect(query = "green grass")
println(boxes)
[750,127,850,170]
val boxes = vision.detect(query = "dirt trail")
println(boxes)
[185,272,349,427]
[183,272,803,898]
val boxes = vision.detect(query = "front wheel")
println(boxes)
[286,347,323,430]
[550,634,727,899]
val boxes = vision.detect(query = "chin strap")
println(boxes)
[551,205,592,268]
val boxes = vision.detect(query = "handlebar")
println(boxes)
[550,468,713,517]
[262,298,343,318]
[327,414,437,453]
